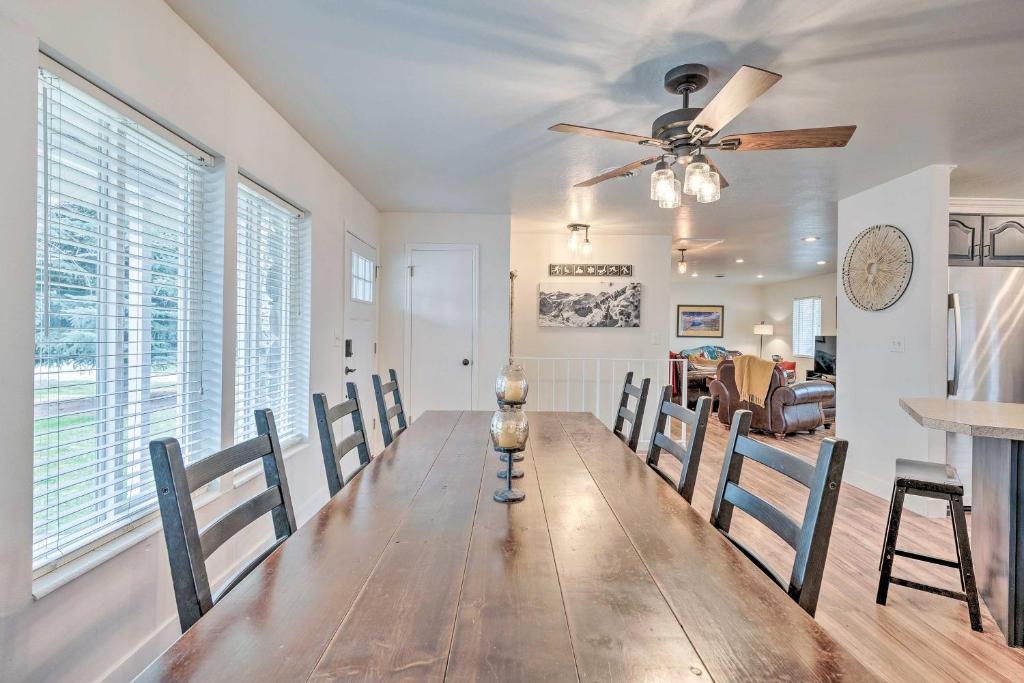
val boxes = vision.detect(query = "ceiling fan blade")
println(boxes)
[687,65,781,141]
[550,123,662,146]
[574,155,662,187]
[717,125,857,151]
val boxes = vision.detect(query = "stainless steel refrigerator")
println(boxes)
[947,266,1024,505]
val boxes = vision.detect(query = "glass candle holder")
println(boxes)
[490,404,529,451]
[496,363,529,405]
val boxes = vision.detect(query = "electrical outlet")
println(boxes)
[890,338,905,353]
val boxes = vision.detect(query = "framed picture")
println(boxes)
[676,304,724,338]
[538,282,641,328]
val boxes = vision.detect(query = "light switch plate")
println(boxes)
[890,338,905,353]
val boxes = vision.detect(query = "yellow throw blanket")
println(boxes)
[734,355,775,408]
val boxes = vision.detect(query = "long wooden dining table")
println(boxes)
[137,410,875,681]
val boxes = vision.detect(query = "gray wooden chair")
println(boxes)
[373,369,408,447]
[645,386,711,503]
[612,371,651,452]
[710,409,847,617]
[150,409,297,632]
[314,382,373,497]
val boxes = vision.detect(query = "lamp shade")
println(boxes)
[753,323,774,336]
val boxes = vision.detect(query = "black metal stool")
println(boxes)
[876,458,982,631]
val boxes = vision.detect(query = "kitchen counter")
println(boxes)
[900,396,1024,647]
[899,397,1024,440]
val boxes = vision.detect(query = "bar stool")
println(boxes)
[876,458,982,631]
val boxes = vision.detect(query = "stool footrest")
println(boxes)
[889,576,968,602]
[893,548,960,569]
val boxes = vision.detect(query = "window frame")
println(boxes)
[792,296,822,358]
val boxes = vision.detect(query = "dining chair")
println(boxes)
[709,409,847,617]
[373,369,408,447]
[645,385,711,503]
[612,371,651,452]
[150,409,297,632]
[314,382,373,497]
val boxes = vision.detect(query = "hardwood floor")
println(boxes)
[667,418,1024,682]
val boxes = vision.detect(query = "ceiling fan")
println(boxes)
[549,64,856,206]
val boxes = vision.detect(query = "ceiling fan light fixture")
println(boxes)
[696,171,721,203]
[658,177,682,208]
[580,226,594,259]
[683,154,711,196]
[650,161,675,201]
[566,223,587,255]
[677,248,688,274]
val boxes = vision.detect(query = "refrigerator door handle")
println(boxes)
[948,292,961,396]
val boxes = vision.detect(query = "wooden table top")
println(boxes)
[137,410,874,682]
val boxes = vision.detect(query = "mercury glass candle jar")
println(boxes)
[490,404,529,451]
[496,362,529,405]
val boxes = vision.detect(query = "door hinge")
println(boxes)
[375,265,381,280]
[408,265,414,277]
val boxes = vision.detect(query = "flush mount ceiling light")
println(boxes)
[757,273,765,278]
[690,272,699,277]
[817,260,827,265]
[580,225,594,259]
[676,248,688,274]
[566,223,588,255]
[735,258,745,263]
[549,63,856,209]
[802,236,819,242]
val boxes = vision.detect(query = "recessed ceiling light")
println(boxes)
[817,260,827,265]
[714,274,725,278]
[690,273,699,278]
[802,236,819,242]
[756,273,764,278]
[735,258,745,263]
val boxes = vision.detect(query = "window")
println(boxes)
[34,65,215,570]
[792,296,822,358]
[235,180,309,445]
[351,251,374,303]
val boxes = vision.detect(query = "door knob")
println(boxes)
[462,358,470,366]
[344,366,357,374]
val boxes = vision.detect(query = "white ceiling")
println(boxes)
[167,0,1024,283]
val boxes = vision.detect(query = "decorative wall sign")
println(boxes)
[548,264,633,277]
[842,224,913,311]
[538,282,641,328]
[677,305,724,338]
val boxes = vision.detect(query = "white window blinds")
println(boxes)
[792,296,822,358]
[34,67,214,569]
[235,181,309,445]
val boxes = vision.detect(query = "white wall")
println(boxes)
[511,232,672,359]
[762,273,838,380]
[668,278,763,356]
[836,165,952,513]
[0,2,379,681]
[378,212,511,412]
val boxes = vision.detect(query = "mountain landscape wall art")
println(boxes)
[538,282,641,328]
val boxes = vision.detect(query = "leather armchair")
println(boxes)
[709,360,835,437]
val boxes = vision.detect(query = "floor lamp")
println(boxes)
[753,322,774,359]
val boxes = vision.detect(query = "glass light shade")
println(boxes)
[495,362,529,404]
[696,171,721,203]
[567,228,580,254]
[658,177,682,208]
[580,238,593,259]
[677,257,688,275]
[490,405,529,450]
[650,166,675,201]
[683,160,710,195]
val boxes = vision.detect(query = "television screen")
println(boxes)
[814,336,836,375]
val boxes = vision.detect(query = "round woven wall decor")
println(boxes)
[842,224,913,311]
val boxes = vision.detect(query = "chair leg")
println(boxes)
[949,495,983,632]
[879,483,897,570]
[876,486,906,606]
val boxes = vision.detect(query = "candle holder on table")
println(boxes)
[490,403,528,503]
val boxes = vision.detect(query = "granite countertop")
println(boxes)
[900,397,1024,440]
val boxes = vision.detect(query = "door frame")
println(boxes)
[403,243,480,416]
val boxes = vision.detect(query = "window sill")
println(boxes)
[31,487,222,601]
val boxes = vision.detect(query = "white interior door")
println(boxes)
[407,245,476,418]
[345,232,380,453]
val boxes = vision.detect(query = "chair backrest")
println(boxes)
[612,371,651,452]
[314,382,373,497]
[645,386,711,503]
[709,409,848,617]
[150,409,297,632]
[373,369,408,447]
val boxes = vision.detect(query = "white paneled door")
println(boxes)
[345,232,380,453]
[407,245,477,418]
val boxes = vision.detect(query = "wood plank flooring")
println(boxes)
[668,418,1024,682]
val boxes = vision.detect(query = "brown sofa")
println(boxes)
[708,359,835,437]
